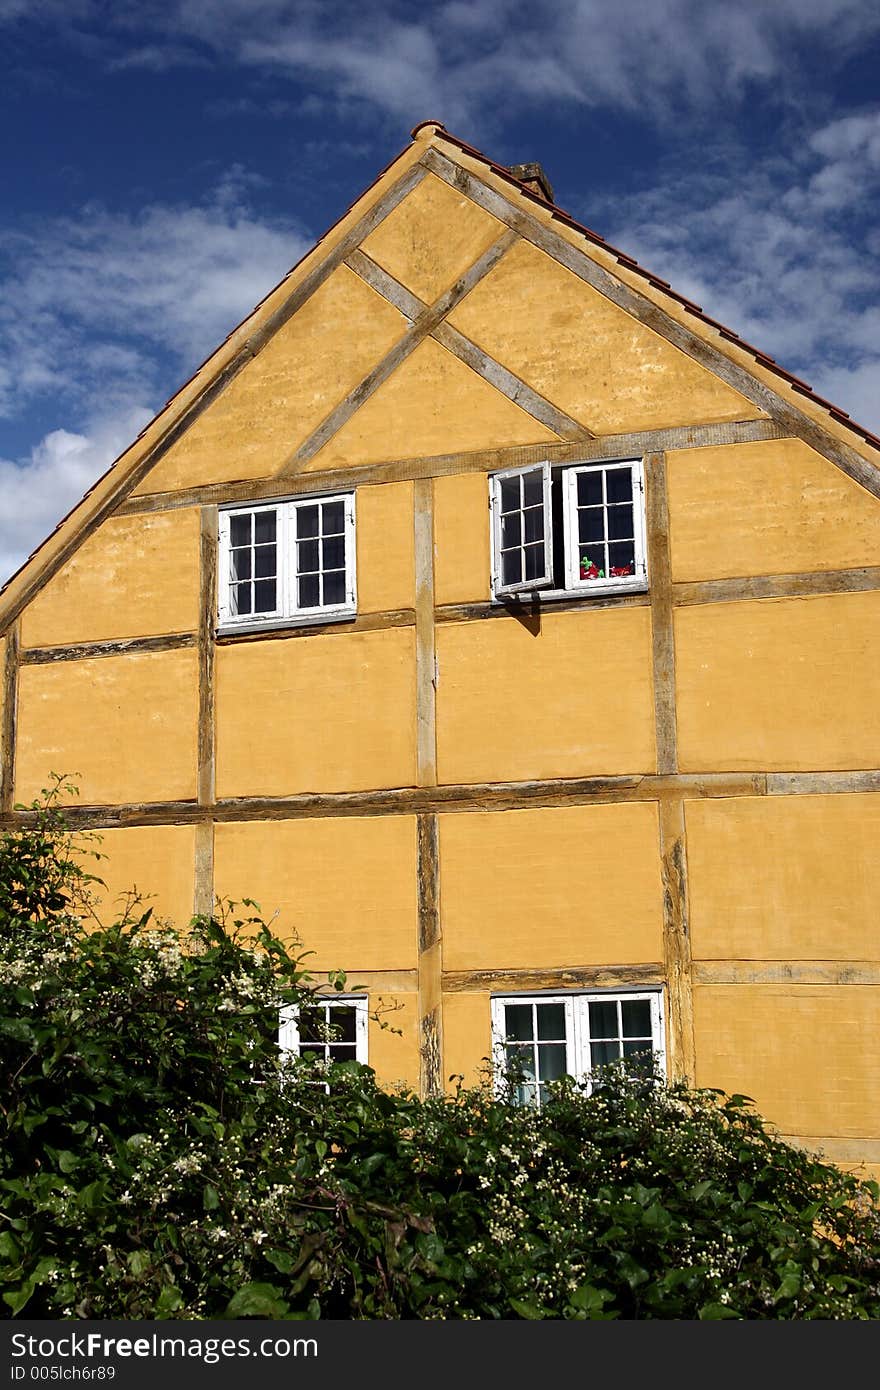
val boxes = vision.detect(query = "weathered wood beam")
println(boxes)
[435,592,650,624]
[644,452,677,775]
[659,797,695,1083]
[780,1136,880,1165]
[422,146,880,503]
[1,622,20,814]
[194,507,218,917]
[442,963,665,993]
[280,230,525,473]
[0,771,777,831]
[21,632,196,665]
[0,162,430,632]
[693,960,880,986]
[673,567,880,606]
[414,480,437,787]
[117,419,785,517]
[417,813,443,1097]
[767,770,880,796]
[347,244,593,443]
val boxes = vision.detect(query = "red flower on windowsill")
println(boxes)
[580,559,635,580]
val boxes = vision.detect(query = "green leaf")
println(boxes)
[264,1249,294,1275]
[314,1140,327,1162]
[154,1285,185,1317]
[569,1284,611,1313]
[699,1302,740,1319]
[509,1298,548,1320]
[225,1282,290,1319]
[203,1183,219,1211]
[689,1180,713,1202]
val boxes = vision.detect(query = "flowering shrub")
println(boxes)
[1,788,879,1319]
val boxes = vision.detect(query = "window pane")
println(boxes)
[254,511,277,544]
[231,548,252,581]
[231,582,252,616]
[322,570,346,606]
[298,1009,323,1044]
[538,1043,568,1082]
[253,580,276,613]
[515,1081,538,1108]
[608,542,635,576]
[578,508,606,544]
[608,504,634,540]
[621,1000,652,1037]
[505,1044,536,1080]
[504,1004,534,1041]
[536,1004,566,1041]
[623,1041,654,1078]
[606,469,633,504]
[523,506,544,543]
[501,511,522,548]
[230,514,252,547]
[328,1006,357,1045]
[297,505,320,539]
[591,1040,622,1069]
[502,549,523,586]
[522,471,544,508]
[579,545,606,580]
[298,574,320,608]
[577,471,603,506]
[254,545,276,578]
[322,535,345,570]
[589,1000,618,1039]
[297,539,320,573]
[322,501,345,534]
[524,542,545,581]
[500,477,520,514]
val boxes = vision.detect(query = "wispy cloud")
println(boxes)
[587,109,880,434]
[0,175,308,582]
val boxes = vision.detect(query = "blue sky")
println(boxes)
[1,0,879,582]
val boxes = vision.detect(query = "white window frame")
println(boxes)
[218,491,357,631]
[489,458,647,601]
[490,989,665,1107]
[490,461,554,596]
[278,994,369,1066]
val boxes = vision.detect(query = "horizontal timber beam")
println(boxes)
[21,633,196,664]
[115,420,785,516]
[442,964,666,993]
[694,960,880,986]
[6,769,880,833]
[673,567,880,606]
[779,1136,880,1166]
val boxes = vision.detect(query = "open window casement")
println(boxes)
[490,462,554,596]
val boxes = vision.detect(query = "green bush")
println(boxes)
[1,787,879,1319]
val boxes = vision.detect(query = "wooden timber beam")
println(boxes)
[117,419,786,517]
[659,797,696,1083]
[1,621,20,813]
[194,506,217,917]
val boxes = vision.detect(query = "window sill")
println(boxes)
[491,579,648,606]
[216,610,358,639]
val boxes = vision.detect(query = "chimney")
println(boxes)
[508,161,554,203]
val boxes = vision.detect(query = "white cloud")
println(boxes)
[0,406,153,586]
[588,124,880,434]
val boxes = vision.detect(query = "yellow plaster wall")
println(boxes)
[433,472,492,605]
[80,824,197,927]
[440,802,664,970]
[442,991,493,1090]
[368,992,420,1091]
[21,510,201,648]
[693,985,880,1139]
[215,627,417,796]
[686,794,880,962]
[356,482,415,613]
[675,592,880,771]
[134,268,407,494]
[436,608,656,783]
[16,649,198,805]
[306,337,559,471]
[447,239,762,434]
[667,437,880,582]
[360,171,506,305]
[213,815,418,972]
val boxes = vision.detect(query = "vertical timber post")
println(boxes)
[414,478,442,1096]
[1,621,20,814]
[645,451,695,1080]
[194,506,217,918]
